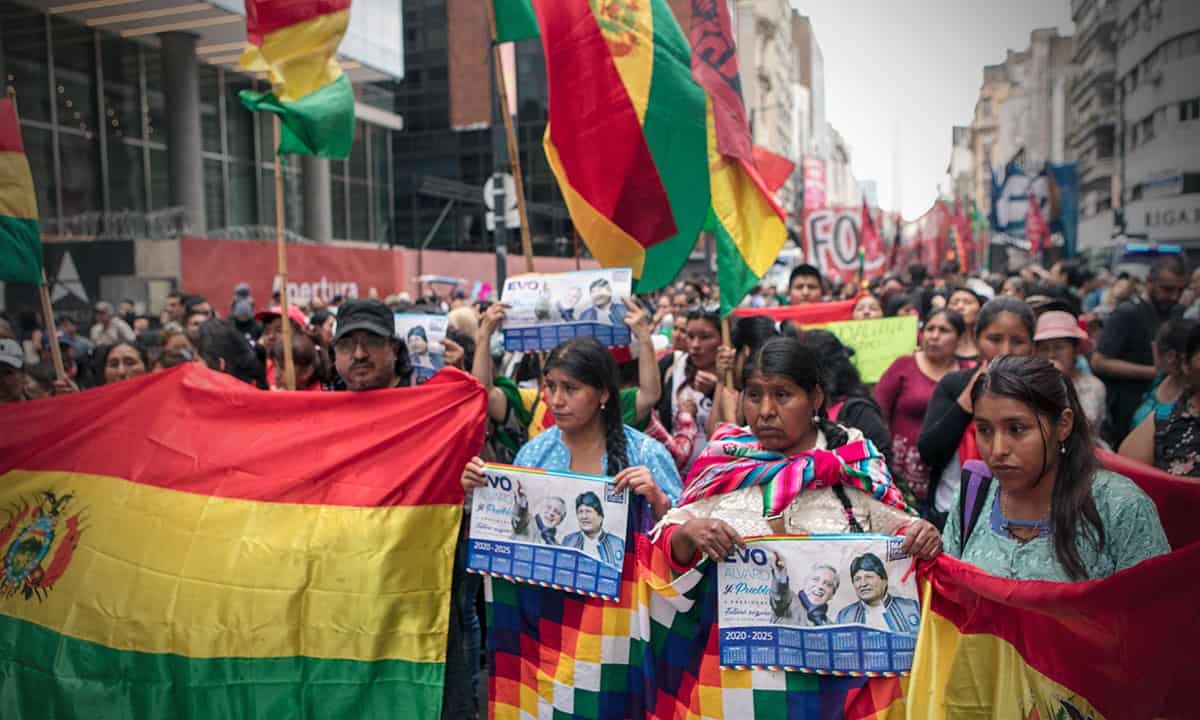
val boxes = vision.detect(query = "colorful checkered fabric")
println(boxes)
[485,499,906,719]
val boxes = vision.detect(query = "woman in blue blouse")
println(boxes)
[462,335,681,516]
[460,337,682,720]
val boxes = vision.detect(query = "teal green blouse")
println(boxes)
[943,470,1170,582]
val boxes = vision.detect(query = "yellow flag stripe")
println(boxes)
[604,2,655,126]
[907,582,1107,719]
[241,9,349,103]
[0,152,38,220]
[706,103,785,276]
[0,470,458,663]
[543,130,646,276]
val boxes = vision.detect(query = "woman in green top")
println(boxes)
[944,355,1170,582]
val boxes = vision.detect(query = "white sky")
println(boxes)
[791,0,1074,219]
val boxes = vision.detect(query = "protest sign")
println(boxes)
[717,534,920,676]
[500,268,633,351]
[824,315,918,384]
[394,313,448,383]
[467,463,629,601]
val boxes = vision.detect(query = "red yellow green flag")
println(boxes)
[531,0,785,311]
[0,364,486,716]
[909,451,1200,720]
[239,0,355,158]
[0,97,42,285]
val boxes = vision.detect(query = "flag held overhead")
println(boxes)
[0,97,42,285]
[239,0,356,158]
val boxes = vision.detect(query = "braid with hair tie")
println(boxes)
[603,392,630,476]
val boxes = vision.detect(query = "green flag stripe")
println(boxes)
[0,614,445,717]
[633,0,711,294]
[714,213,758,317]
[0,216,42,284]
[494,0,539,43]
[240,74,355,159]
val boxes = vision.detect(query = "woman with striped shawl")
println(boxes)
[655,336,943,564]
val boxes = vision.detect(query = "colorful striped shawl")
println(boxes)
[679,423,913,518]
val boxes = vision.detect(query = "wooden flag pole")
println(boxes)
[720,316,733,388]
[486,3,535,273]
[7,88,66,384]
[273,116,296,391]
[38,270,67,383]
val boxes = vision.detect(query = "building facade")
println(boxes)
[994,29,1076,173]
[1116,0,1200,246]
[968,64,1011,218]
[0,0,403,247]
[1070,0,1119,251]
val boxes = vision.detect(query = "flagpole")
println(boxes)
[486,2,534,273]
[273,116,296,391]
[7,88,66,384]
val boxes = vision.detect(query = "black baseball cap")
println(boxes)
[333,299,395,342]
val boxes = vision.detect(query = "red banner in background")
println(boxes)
[801,207,886,285]
[181,238,401,310]
[731,296,856,325]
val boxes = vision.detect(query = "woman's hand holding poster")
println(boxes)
[467,463,630,601]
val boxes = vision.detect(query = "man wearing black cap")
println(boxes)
[331,298,413,391]
[835,553,920,633]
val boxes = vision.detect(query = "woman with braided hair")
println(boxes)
[461,336,683,720]
[655,336,942,568]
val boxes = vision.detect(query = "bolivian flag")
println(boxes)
[532,0,785,313]
[909,451,1200,720]
[0,364,486,716]
[239,0,355,158]
[0,97,42,285]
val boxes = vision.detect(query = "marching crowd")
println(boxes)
[0,254,1186,717]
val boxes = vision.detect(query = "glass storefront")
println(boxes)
[0,1,397,243]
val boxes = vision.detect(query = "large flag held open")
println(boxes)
[0,97,42,285]
[532,0,786,310]
[0,365,486,716]
[239,0,356,158]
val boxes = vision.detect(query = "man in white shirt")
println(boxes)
[89,302,136,346]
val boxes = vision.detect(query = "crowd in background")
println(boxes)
[0,254,1187,717]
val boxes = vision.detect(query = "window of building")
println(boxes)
[981,97,992,118]
[1180,98,1200,123]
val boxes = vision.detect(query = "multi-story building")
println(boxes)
[968,64,1011,218]
[1070,0,1119,251]
[994,29,1076,173]
[1,0,404,244]
[736,0,800,213]
[947,126,975,203]
[1116,0,1200,248]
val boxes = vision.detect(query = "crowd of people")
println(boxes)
[0,253,1187,717]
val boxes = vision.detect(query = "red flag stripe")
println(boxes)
[533,0,676,250]
[0,98,25,153]
[922,545,1198,720]
[0,364,486,507]
[244,0,352,46]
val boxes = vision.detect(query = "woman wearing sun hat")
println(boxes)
[1034,310,1106,427]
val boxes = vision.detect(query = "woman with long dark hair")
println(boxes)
[655,336,940,564]
[462,335,681,513]
[945,355,1168,580]
[657,309,724,463]
[876,308,966,505]
[800,329,894,465]
[460,337,682,720]
[918,297,1037,526]
[93,341,149,386]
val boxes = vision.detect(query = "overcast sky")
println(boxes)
[792,0,1074,218]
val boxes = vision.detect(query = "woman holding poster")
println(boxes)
[653,336,942,564]
[460,336,683,719]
